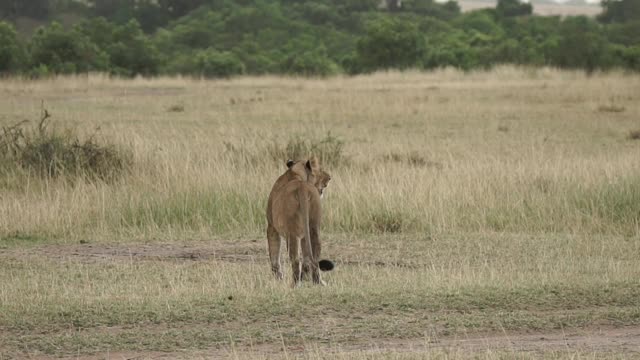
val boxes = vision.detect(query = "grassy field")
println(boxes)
[1,67,639,358]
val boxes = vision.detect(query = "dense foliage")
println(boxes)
[0,0,638,77]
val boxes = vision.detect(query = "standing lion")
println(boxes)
[266,157,334,286]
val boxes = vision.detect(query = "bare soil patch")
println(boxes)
[0,241,265,264]
[28,325,640,359]
[0,241,424,269]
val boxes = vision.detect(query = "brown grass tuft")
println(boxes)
[598,104,626,113]
[167,104,185,112]
[0,108,132,182]
[628,129,640,140]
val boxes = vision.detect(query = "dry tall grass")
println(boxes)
[0,67,639,242]
[2,66,640,357]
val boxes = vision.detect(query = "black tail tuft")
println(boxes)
[319,259,335,272]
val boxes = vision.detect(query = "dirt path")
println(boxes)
[39,326,640,359]
[1,241,422,269]
[1,241,265,264]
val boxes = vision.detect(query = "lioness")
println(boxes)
[266,157,333,286]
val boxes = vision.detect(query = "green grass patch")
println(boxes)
[118,189,265,234]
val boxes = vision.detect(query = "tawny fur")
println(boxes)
[266,157,331,286]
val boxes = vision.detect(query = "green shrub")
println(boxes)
[496,0,532,18]
[29,22,109,75]
[280,48,339,76]
[549,16,614,72]
[355,17,426,72]
[106,19,160,77]
[194,48,245,78]
[0,21,25,73]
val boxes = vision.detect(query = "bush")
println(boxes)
[355,16,426,72]
[29,22,109,75]
[423,30,476,70]
[341,0,380,12]
[0,21,25,73]
[598,0,640,24]
[549,16,614,72]
[280,47,339,76]
[107,20,160,76]
[496,0,532,18]
[0,109,132,182]
[76,18,160,77]
[268,132,346,167]
[194,48,245,78]
[455,10,504,37]
[405,0,461,20]
[613,45,640,70]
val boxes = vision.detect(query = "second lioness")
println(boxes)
[266,158,332,286]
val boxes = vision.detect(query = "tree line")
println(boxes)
[0,0,638,77]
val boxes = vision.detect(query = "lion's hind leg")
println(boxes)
[302,227,326,285]
[267,225,283,280]
[288,234,302,287]
[300,233,323,286]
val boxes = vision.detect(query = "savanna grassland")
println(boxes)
[1,67,640,359]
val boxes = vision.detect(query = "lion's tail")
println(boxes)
[319,259,335,272]
[298,185,315,268]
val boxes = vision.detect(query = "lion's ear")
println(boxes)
[286,159,295,168]
[306,156,320,171]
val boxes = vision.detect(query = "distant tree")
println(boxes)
[29,22,109,74]
[455,10,504,37]
[496,0,532,17]
[49,0,89,14]
[157,0,208,18]
[0,21,24,73]
[225,7,282,35]
[355,17,425,72]
[605,20,640,46]
[193,48,245,78]
[86,0,169,31]
[76,17,117,49]
[550,16,612,72]
[297,2,338,25]
[87,0,134,23]
[340,0,380,12]
[78,17,158,76]
[280,45,339,76]
[404,0,460,20]
[598,0,640,23]
[442,0,461,15]
[0,0,50,19]
[422,30,476,70]
[386,0,401,12]
[107,20,160,76]
[615,45,640,70]
[133,0,169,32]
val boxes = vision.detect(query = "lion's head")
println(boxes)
[286,157,330,197]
